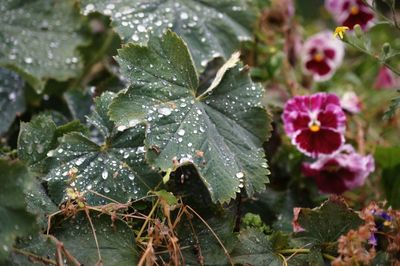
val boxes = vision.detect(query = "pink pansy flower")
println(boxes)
[374,66,396,90]
[340,91,362,114]
[282,93,346,157]
[302,144,375,194]
[325,0,375,30]
[301,31,344,82]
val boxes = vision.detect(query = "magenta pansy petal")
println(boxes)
[302,144,375,194]
[325,0,375,30]
[374,66,396,90]
[340,91,362,114]
[301,31,344,82]
[282,93,346,157]
[294,128,343,157]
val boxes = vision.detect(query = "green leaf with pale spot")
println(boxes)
[109,31,271,203]
[80,0,256,70]
[45,92,161,205]
[0,159,37,262]
[0,68,25,135]
[231,229,282,266]
[294,198,363,255]
[0,0,86,93]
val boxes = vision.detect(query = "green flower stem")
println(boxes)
[278,248,337,262]
[343,39,400,76]
[135,198,160,242]
[277,248,310,254]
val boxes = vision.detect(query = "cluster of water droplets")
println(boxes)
[0,68,25,133]
[1,0,83,78]
[82,0,252,68]
[45,130,148,204]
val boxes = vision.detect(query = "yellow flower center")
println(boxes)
[308,121,321,132]
[313,53,324,62]
[350,5,359,15]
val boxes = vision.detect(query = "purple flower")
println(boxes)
[368,233,377,246]
[340,91,362,114]
[301,31,344,82]
[302,144,375,194]
[282,93,346,157]
[325,0,375,30]
[374,66,396,90]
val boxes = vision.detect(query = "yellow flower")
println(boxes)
[334,26,350,39]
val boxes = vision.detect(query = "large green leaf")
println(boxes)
[0,0,85,93]
[231,229,282,265]
[0,68,25,135]
[0,159,37,262]
[80,0,256,69]
[11,214,138,265]
[109,31,271,203]
[55,213,138,265]
[18,114,87,173]
[178,211,236,265]
[375,146,400,208]
[64,89,93,122]
[45,92,160,205]
[18,115,57,168]
[294,198,363,253]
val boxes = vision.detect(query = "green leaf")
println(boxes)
[375,146,400,208]
[12,214,138,265]
[0,159,37,262]
[17,114,87,174]
[154,189,178,205]
[294,198,363,252]
[18,115,57,168]
[45,92,161,205]
[177,210,236,265]
[109,31,271,203]
[80,0,256,69]
[0,0,86,93]
[54,213,138,265]
[25,181,58,229]
[0,68,25,135]
[231,229,282,265]
[64,89,93,122]
[383,93,400,120]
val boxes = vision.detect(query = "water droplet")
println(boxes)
[102,169,108,180]
[117,125,127,131]
[180,12,189,20]
[103,187,110,193]
[128,174,135,180]
[177,129,185,136]
[158,107,172,116]
[24,57,33,64]
[236,172,244,178]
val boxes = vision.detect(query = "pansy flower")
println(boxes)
[302,144,375,194]
[301,31,344,81]
[374,66,396,89]
[340,91,362,114]
[326,0,375,30]
[283,93,346,157]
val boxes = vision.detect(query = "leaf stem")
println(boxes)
[277,248,310,254]
[136,198,160,242]
[12,248,57,265]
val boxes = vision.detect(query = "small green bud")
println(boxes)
[382,42,391,55]
[353,24,363,38]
